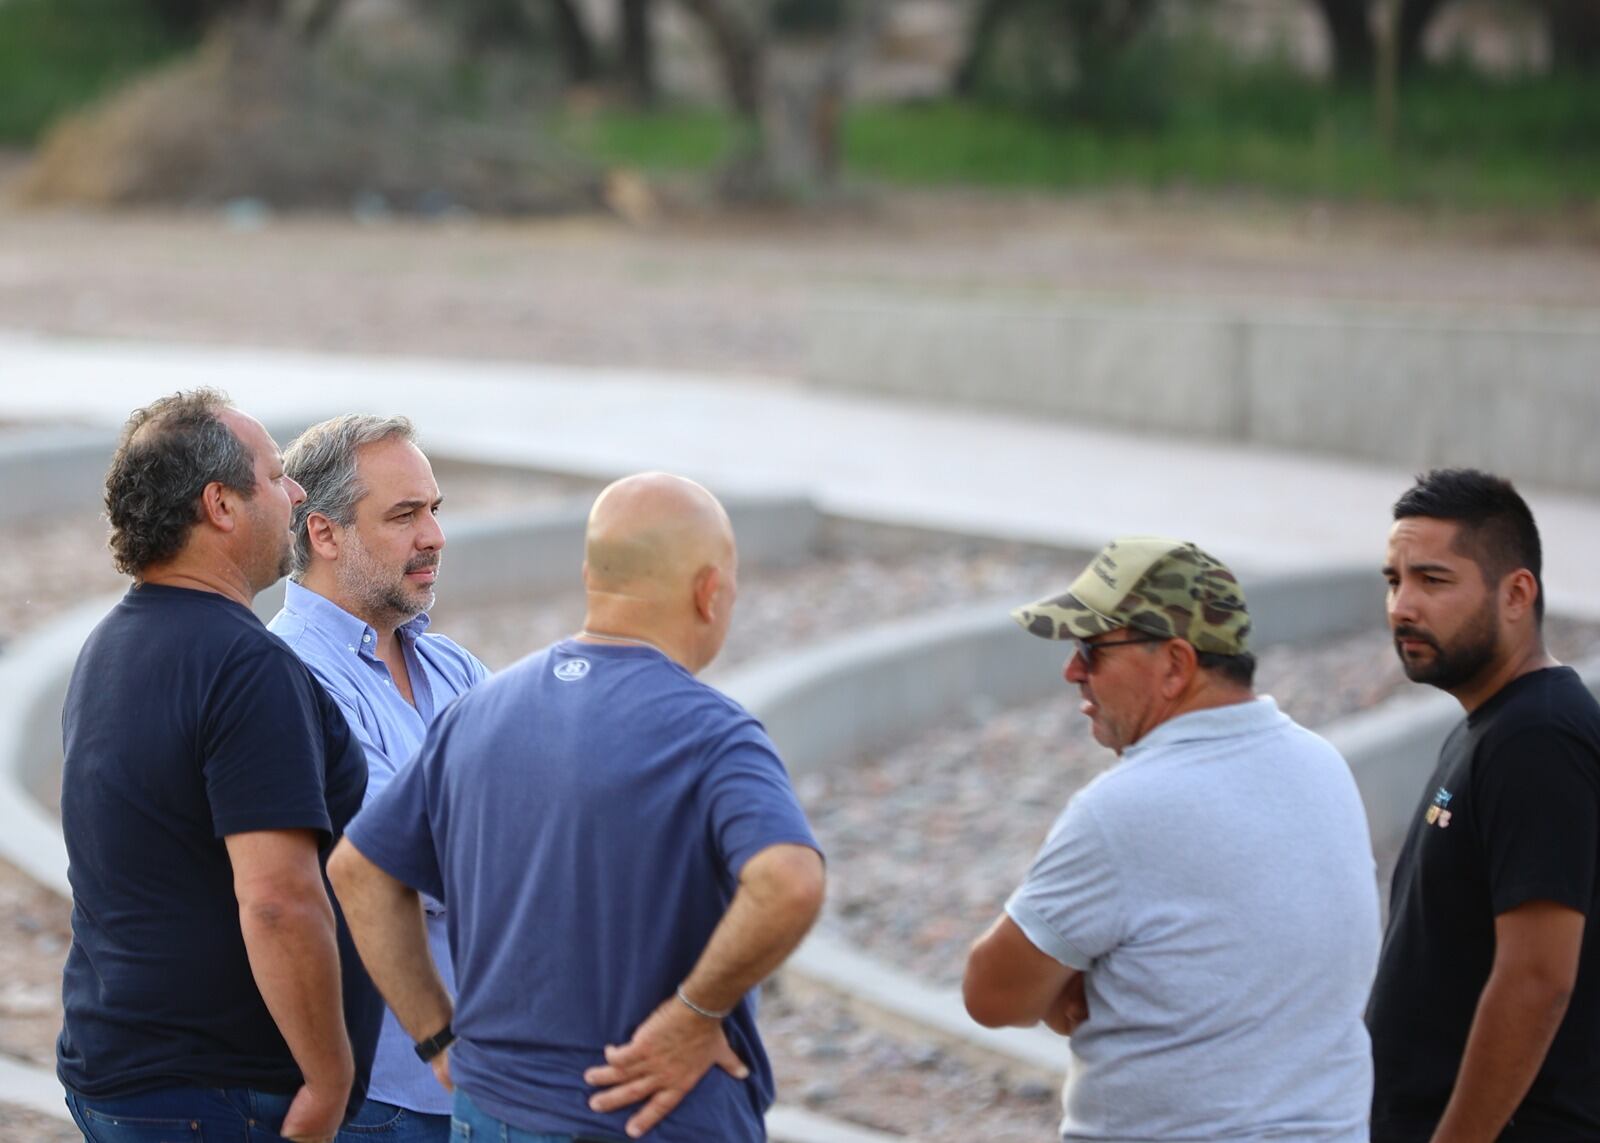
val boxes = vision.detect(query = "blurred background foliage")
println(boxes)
[0,0,1594,211]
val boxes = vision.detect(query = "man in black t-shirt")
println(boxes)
[57,391,381,1143]
[1369,468,1600,1143]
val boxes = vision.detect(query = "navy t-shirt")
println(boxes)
[57,584,382,1111]
[346,639,821,1143]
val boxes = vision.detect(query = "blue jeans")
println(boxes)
[448,1090,619,1143]
[65,1085,296,1142]
[337,1098,450,1142]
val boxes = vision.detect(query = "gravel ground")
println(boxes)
[432,526,1084,672]
[760,979,1060,1141]
[0,857,71,1069]
[0,1102,77,1141]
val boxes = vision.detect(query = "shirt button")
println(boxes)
[363,634,371,643]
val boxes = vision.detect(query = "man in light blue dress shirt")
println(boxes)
[270,415,490,1143]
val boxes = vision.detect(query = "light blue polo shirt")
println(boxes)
[270,581,490,1116]
[1007,696,1380,1142]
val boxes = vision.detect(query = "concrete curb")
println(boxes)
[0,1054,67,1121]
[768,1105,908,1142]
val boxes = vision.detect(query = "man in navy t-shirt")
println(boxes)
[58,390,381,1143]
[330,472,825,1142]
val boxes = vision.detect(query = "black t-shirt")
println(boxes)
[1368,666,1600,1143]
[56,584,382,1111]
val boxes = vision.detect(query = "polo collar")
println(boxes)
[283,580,432,660]
[1124,695,1287,759]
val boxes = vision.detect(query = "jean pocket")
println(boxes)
[77,1106,204,1143]
[448,1118,471,1141]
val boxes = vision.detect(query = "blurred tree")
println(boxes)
[676,0,884,199]
[951,0,1160,101]
[619,0,657,104]
[1309,0,1455,82]
[1541,0,1600,70]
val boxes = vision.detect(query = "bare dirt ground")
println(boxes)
[1,190,1597,381]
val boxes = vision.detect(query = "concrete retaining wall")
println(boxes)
[807,299,1600,496]
[726,567,1382,779]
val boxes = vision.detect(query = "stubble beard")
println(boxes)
[338,531,436,631]
[1394,594,1500,691]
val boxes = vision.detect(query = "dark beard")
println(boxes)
[1394,596,1499,691]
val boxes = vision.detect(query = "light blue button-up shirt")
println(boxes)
[270,580,490,1115]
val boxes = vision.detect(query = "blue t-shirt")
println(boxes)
[345,639,820,1143]
[57,584,382,1112]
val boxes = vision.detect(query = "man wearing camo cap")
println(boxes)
[964,536,1381,1142]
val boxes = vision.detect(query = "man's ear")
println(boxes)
[200,481,238,533]
[1162,637,1199,698]
[1501,567,1540,624]
[305,512,340,562]
[693,565,722,623]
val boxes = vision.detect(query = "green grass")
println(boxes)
[0,0,189,144]
[567,63,1600,212]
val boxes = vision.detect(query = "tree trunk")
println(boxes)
[297,0,345,43]
[676,0,763,119]
[1310,0,1376,83]
[1396,0,1448,74]
[952,0,1024,95]
[620,0,658,106]
[1544,0,1600,70]
[551,0,601,84]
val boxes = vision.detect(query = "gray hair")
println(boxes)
[284,414,416,578]
[106,388,257,576]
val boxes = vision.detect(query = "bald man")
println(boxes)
[329,473,825,1143]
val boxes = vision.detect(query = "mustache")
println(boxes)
[405,556,440,574]
[1393,625,1438,650]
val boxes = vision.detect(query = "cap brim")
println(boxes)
[1010,592,1121,641]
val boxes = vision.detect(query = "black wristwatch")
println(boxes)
[413,1022,456,1062]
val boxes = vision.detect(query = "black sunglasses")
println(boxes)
[1073,634,1167,670]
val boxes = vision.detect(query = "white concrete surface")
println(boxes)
[6,330,1600,620]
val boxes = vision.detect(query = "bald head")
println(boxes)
[582,473,738,674]
[585,473,734,596]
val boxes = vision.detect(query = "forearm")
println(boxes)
[680,844,824,1012]
[239,894,354,1096]
[328,840,452,1042]
[1430,970,1572,1143]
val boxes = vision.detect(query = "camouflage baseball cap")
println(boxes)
[1012,536,1252,655]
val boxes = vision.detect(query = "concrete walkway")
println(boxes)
[4,329,1600,616]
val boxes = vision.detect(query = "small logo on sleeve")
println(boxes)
[1425,786,1454,829]
[554,658,590,681]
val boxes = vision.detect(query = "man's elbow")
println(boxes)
[962,976,1019,1029]
[326,837,365,902]
[748,845,826,928]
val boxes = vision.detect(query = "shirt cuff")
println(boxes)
[1006,895,1094,971]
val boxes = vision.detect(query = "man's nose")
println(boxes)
[418,509,445,551]
[286,476,306,506]
[1064,652,1088,684]
[1388,579,1417,626]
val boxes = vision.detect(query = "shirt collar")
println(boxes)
[283,580,431,659]
[1124,695,1287,759]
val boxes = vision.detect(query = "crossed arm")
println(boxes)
[964,914,1086,1035]
[1428,899,1585,1143]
